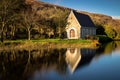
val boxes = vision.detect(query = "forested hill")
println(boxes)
[0,0,120,42]
[26,0,120,39]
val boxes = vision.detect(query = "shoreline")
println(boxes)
[0,39,99,51]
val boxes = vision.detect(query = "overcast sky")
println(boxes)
[40,0,120,17]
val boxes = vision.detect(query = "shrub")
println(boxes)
[85,35,96,40]
[96,35,113,43]
[104,25,117,39]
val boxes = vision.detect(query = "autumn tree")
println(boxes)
[21,8,39,40]
[52,9,69,38]
[104,25,117,39]
[0,0,25,42]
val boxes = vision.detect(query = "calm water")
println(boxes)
[0,42,120,80]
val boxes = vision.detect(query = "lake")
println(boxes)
[0,42,120,80]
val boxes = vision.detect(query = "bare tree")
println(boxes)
[21,9,38,40]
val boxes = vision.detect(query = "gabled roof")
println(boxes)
[72,10,96,28]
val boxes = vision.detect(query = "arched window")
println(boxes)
[70,48,75,53]
[70,29,75,37]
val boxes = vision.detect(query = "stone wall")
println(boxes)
[81,27,96,38]
[66,11,81,39]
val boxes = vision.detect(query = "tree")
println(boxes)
[21,9,38,40]
[104,25,117,39]
[0,0,25,42]
[52,9,69,38]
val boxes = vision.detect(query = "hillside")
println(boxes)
[25,0,120,39]
[26,0,120,26]
[0,0,120,42]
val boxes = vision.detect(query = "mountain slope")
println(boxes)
[27,0,120,39]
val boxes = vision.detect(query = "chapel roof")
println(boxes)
[72,10,96,28]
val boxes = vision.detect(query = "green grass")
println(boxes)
[3,39,93,44]
[40,39,92,43]
[0,39,99,50]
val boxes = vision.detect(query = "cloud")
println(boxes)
[112,16,120,19]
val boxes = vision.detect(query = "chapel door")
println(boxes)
[70,29,75,38]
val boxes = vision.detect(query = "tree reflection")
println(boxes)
[0,49,67,80]
[96,42,117,56]
[0,50,29,80]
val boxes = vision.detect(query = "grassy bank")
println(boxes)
[0,39,99,50]
[3,39,95,43]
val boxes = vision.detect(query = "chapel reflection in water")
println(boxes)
[65,48,96,73]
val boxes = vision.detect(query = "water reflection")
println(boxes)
[0,42,120,80]
[66,48,81,73]
[66,48,96,73]
[0,49,67,80]
[96,42,117,57]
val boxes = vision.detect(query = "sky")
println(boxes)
[40,0,120,18]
